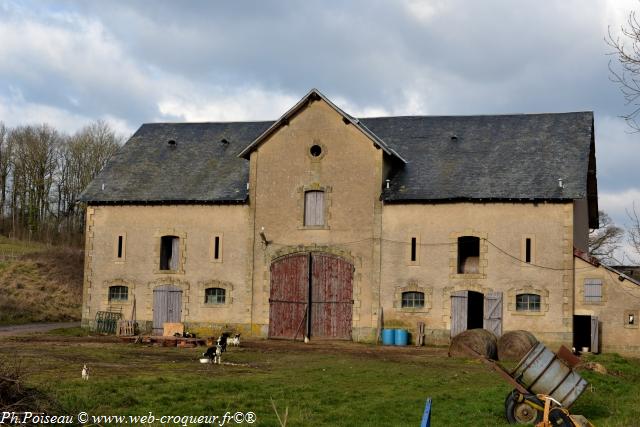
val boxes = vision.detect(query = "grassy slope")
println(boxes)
[0,237,83,325]
[2,335,639,427]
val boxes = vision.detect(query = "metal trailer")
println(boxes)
[463,342,592,426]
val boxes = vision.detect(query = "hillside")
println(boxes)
[0,237,83,325]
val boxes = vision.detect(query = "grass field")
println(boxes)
[0,236,83,325]
[2,331,639,427]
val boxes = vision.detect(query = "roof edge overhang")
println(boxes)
[82,198,248,206]
[381,197,577,204]
[587,115,599,228]
[237,88,407,163]
[574,247,640,286]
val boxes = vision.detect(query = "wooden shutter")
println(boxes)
[170,237,180,270]
[304,191,324,226]
[450,291,468,337]
[484,292,503,337]
[591,316,599,353]
[584,279,602,303]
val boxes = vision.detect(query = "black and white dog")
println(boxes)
[203,342,222,364]
[203,333,232,364]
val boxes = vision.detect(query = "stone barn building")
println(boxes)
[79,89,640,354]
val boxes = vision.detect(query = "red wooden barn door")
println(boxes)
[268,253,309,339]
[310,253,353,340]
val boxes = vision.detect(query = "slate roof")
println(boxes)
[79,121,272,203]
[362,112,595,202]
[79,111,595,207]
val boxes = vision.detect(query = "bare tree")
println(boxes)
[628,203,640,263]
[589,210,624,264]
[0,120,122,245]
[0,122,12,230]
[607,9,640,131]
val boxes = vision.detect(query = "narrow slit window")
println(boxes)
[214,236,220,260]
[160,235,179,271]
[525,238,531,263]
[117,236,124,259]
[304,190,325,226]
[410,237,417,262]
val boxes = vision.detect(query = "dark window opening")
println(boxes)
[160,235,179,271]
[516,293,541,312]
[214,236,220,260]
[457,236,480,274]
[310,144,322,157]
[205,287,226,304]
[525,238,531,263]
[629,313,636,325]
[117,236,123,259]
[467,291,484,329]
[401,291,424,308]
[410,237,417,262]
[304,190,325,226]
[109,285,128,302]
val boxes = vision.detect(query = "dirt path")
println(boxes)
[0,321,80,336]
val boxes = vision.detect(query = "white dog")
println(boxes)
[229,333,241,347]
[81,364,89,380]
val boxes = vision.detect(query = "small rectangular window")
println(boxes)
[516,294,541,312]
[410,237,417,262]
[304,190,325,226]
[109,285,128,302]
[160,235,179,271]
[205,287,226,305]
[584,279,602,303]
[214,236,220,260]
[458,236,480,274]
[401,291,425,308]
[525,238,531,263]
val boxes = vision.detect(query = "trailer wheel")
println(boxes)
[505,391,543,424]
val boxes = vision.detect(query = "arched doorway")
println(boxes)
[269,252,353,340]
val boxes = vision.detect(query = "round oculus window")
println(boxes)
[310,144,322,157]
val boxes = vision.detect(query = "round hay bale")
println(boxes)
[497,330,538,362]
[449,329,497,359]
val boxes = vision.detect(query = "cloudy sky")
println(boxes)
[0,0,639,259]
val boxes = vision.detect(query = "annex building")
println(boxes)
[79,89,640,355]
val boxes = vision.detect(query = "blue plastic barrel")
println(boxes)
[382,329,396,345]
[394,329,409,346]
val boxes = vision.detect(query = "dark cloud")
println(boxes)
[0,0,637,225]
